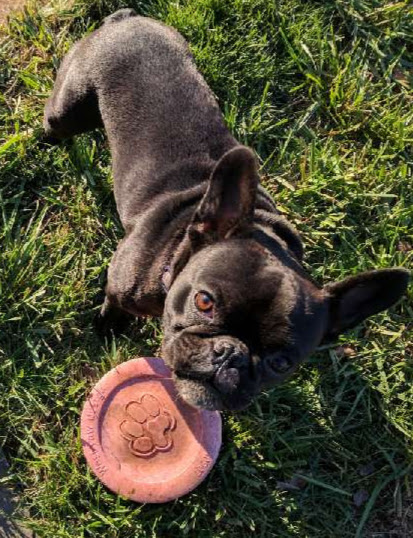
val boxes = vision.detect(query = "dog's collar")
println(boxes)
[162,266,172,292]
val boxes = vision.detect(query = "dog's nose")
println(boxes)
[212,343,234,365]
[212,343,249,368]
[211,343,250,395]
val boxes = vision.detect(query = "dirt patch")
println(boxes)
[0,0,26,23]
[0,451,33,537]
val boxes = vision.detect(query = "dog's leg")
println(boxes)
[43,38,103,140]
[94,234,142,339]
[44,8,138,141]
[94,296,135,340]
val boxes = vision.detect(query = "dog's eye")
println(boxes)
[194,291,214,315]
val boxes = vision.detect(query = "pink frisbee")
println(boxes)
[80,357,222,503]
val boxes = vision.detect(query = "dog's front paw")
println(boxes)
[94,307,134,340]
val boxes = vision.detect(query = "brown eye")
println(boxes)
[194,291,214,314]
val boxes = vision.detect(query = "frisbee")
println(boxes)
[80,357,222,503]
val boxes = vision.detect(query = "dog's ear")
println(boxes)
[189,146,258,246]
[324,268,409,339]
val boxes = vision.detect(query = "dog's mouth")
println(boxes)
[173,359,256,412]
[163,330,259,411]
[173,376,254,411]
[173,376,224,411]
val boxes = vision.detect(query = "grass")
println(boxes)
[0,0,412,536]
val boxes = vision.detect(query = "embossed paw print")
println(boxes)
[119,394,176,457]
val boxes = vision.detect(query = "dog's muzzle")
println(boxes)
[174,340,250,388]
[210,341,250,395]
[164,332,258,410]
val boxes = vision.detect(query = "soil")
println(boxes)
[0,451,32,537]
[0,0,26,23]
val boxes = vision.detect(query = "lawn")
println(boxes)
[0,0,412,536]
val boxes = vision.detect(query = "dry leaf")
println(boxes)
[335,345,357,359]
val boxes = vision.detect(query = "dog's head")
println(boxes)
[162,147,409,411]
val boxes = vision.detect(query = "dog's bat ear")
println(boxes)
[189,146,259,245]
[323,268,409,339]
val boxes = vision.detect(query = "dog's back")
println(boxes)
[95,15,233,159]
[45,11,236,224]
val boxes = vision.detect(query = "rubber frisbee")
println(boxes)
[80,357,222,503]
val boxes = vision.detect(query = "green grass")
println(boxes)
[0,0,412,536]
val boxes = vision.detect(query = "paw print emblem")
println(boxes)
[119,394,176,458]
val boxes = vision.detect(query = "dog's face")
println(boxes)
[162,147,409,411]
[162,239,327,410]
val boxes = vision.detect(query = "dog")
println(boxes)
[44,9,409,411]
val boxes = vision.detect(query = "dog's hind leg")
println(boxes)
[43,8,138,141]
[43,37,103,140]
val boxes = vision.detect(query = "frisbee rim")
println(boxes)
[80,357,222,503]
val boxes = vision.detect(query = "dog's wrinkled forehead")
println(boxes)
[175,240,282,294]
[192,239,276,286]
[164,239,297,339]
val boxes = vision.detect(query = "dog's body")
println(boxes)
[45,11,234,314]
[44,9,409,411]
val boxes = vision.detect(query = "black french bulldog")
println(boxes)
[44,9,409,411]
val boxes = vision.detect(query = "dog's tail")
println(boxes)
[103,8,137,25]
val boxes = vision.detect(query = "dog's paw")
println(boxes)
[37,130,73,149]
[93,309,133,340]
